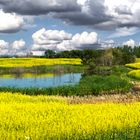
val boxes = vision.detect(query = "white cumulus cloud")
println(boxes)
[11,39,26,50]
[32,28,98,51]
[0,40,9,55]
[0,39,27,56]
[10,39,26,56]
[72,32,98,45]
[0,40,9,49]
[0,9,25,33]
[32,28,72,45]
[101,40,115,48]
[123,39,135,47]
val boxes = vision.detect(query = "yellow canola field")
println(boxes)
[128,70,140,79]
[125,58,140,69]
[0,58,82,68]
[125,62,140,69]
[1,93,140,139]
[126,58,140,79]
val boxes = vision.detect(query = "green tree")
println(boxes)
[45,50,56,58]
[121,46,135,64]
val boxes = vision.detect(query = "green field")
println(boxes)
[0,93,140,140]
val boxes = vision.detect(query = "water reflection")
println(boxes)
[0,73,54,79]
[0,73,82,88]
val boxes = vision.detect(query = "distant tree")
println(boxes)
[133,46,140,58]
[70,50,83,58]
[56,50,83,58]
[45,50,56,58]
[85,58,96,75]
[103,48,113,66]
[112,48,123,65]
[120,46,135,64]
[80,49,102,65]
[44,46,136,66]
[26,52,33,58]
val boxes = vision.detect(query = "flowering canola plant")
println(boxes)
[1,93,140,139]
[125,58,140,69]
[0,58,82,68]
[126,58,140,79]
[128,70,140,79]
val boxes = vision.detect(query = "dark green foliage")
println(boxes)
[84,58,96,75]
[87,65,131,76]
[0,86,79,96]
[78,75,132,95]
[44,50,56,58]
[133,46,140,58]
[111,66,131,75]
[80,49,102,65]
[91,66,112,76]
[120,46,136,64]
[44,46,136,67]
[112,48,123,65]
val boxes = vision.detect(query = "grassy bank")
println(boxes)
[1,93,140,139]
[0,74,132,96]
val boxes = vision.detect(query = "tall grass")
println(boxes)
[1,93,140,139]
[78,75,132,95]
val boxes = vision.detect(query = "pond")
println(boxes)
[0,73,82,88]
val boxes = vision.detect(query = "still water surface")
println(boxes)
[0,73,81,88]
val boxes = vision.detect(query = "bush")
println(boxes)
[78,75,132,95]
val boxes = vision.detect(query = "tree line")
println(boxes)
[44,45,140,66]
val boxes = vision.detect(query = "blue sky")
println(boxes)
[0,0,140,55]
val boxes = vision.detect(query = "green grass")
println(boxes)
[78,75,132,95]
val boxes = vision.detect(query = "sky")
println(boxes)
[0,0,140,56]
